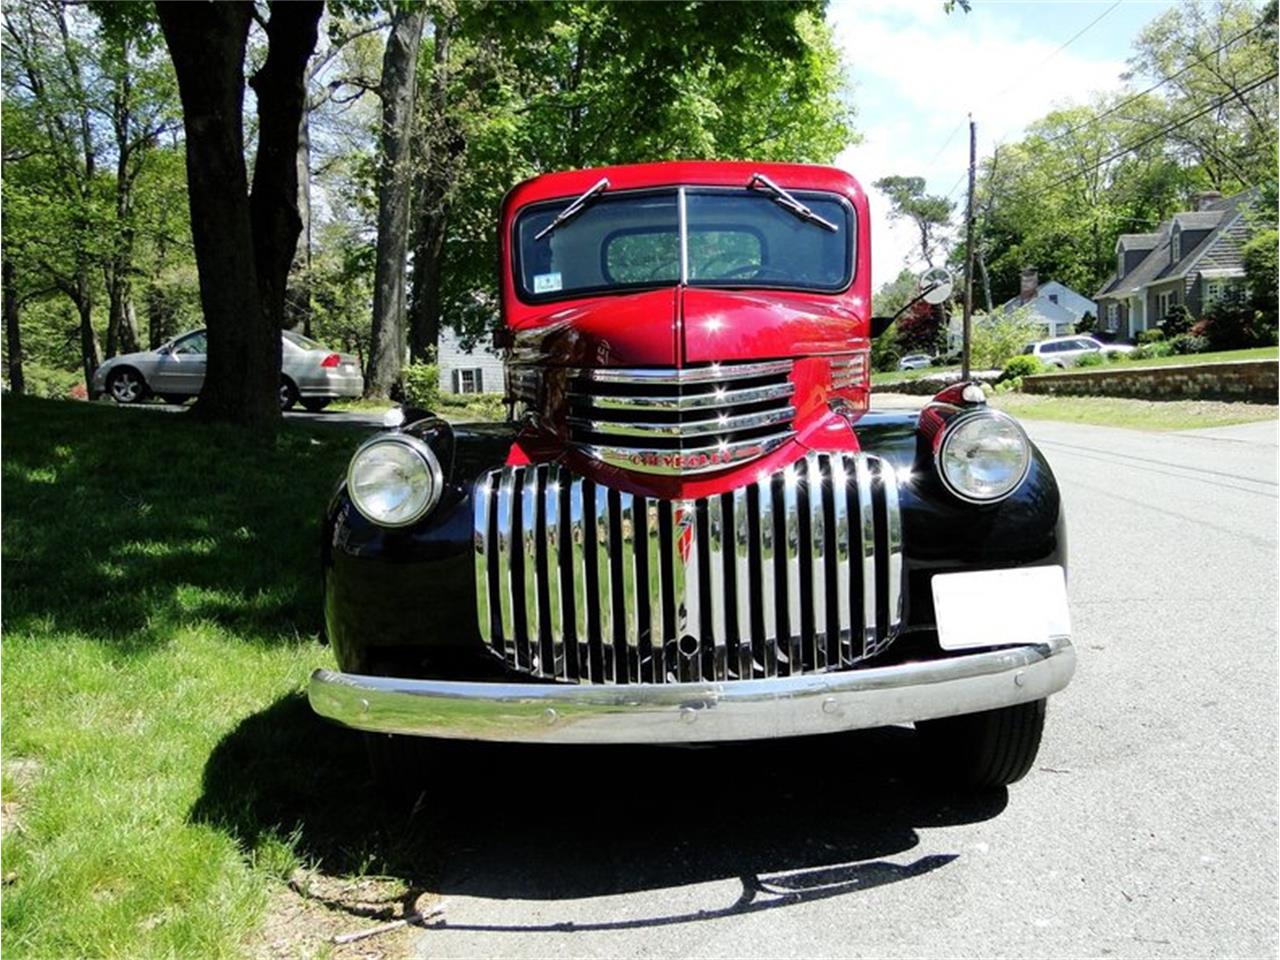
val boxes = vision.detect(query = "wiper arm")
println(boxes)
[533,177,610,241]
[748,172,838,232]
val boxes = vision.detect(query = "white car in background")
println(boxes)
[92,329,364,411]
[897,353,934,371]
[1022,335,1134,369]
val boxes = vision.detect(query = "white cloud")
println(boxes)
[829,2,1131,288]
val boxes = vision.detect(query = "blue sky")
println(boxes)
[829,0,1182,287]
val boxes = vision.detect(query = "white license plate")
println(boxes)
[931,566,1070,651]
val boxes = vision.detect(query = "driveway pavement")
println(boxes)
[410,407,1278,958]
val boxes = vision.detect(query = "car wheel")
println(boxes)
[160,394,190,406]
[915,698,1046,788]
[301,398,330,413]
[279,378,298,411]
[107,368,146,404]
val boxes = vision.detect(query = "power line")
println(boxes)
[927,1,1121,185]
[1038,70,1278,192]
[1032,18,1270,149]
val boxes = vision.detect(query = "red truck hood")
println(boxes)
[511,287,866,367]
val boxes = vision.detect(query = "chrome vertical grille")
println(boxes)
[473,452,904,684]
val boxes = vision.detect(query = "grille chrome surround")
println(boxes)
[566,361,797,476]
[473,452,904,685]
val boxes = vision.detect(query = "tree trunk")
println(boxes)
[365,4,429,399]
[3,259,25,395]
[977,248,993,314]
[249,1,323,335]
[408,13,457,364]
[76,288,102,396]
[284,108,313,334]
[156,1,271,427]
[409,205,448,362]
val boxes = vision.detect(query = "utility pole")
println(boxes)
[962,115,976,381]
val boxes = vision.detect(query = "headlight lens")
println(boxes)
[347,435,442,527]
[937,411,1031,503]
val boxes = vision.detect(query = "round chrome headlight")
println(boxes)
[936,411,1031,503]
[347,435,443,527]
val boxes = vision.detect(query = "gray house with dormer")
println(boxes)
[1094,191,1255,340]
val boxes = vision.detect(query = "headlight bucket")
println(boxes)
[346,434,443,528]
[934,409,1031,504]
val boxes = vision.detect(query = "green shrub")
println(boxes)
[1106,350,1129,362]
[999,354,1046,381]
[1200,300,1278,350]
[871,332,900,372]
[994,376,1023,393]
[1131,341,1175,360]
[399,362,440,409]
[971,306,1042,370]
[21,363,83,400]
[1074,352,1105,367]
[1168,333,1210,355]
[1137,329,1165,344]
[1158,304,1195,337]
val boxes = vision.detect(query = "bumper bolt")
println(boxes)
[822,697,839,715]
[543,707,558,725]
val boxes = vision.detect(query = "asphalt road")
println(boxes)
[409,411,1278,959]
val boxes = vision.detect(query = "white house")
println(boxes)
[999,269,1096,337]
[437,326,506,395]
[946,269,1097,353]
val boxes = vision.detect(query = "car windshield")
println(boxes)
[283,330,327,351]
[514,187,853,301]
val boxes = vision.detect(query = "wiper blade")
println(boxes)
[533,177,610,241]
[748,172,838,232]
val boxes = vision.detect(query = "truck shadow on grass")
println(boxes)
[191,693,1005,927]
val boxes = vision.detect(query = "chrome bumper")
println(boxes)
[308,636,1075,744]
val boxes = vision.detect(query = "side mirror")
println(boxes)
[918,267,954,305]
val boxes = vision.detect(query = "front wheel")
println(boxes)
[916,699,1047,788]
[301,398,330,413]
[107,368,146,404]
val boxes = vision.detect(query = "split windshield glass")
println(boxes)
[514,187,853,301]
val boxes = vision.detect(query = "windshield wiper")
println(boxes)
[748,172,838,232]
[533,177,610,241]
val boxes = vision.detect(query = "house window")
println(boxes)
[1171,227,1181,263]
[1205,280,1223,304]
[1048,293,1058,304]
[1105,303,1118,331]
[1117,251,1124,279]
[454,368,483,394]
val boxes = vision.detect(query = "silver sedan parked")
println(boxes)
[91,329,364,411]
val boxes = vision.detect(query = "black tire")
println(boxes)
[916,699,1047,788]
[160,394,191,406]
[279,378,299,411]
[107,367,147,404]
[301,398,330,413]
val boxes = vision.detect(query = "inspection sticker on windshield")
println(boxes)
[533,272,562,293]
[932,565,1070,651]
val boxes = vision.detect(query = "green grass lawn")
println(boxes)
[1,397,439,958]
[990,392,1277,431]
[1070,345,1279,372]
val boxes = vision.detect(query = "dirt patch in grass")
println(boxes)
[253,871,437,960]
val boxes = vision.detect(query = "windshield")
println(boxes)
[514,187,853,301]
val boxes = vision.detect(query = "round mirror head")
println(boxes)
[918,267,954,304]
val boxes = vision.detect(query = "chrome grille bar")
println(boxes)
[567,359,798,477]
[474,452,905,685]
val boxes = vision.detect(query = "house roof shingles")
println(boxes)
[1095,191,1254,300]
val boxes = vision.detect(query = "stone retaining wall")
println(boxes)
[1021,359,1278,404]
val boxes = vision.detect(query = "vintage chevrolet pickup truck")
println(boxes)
[309,161,1076,788]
